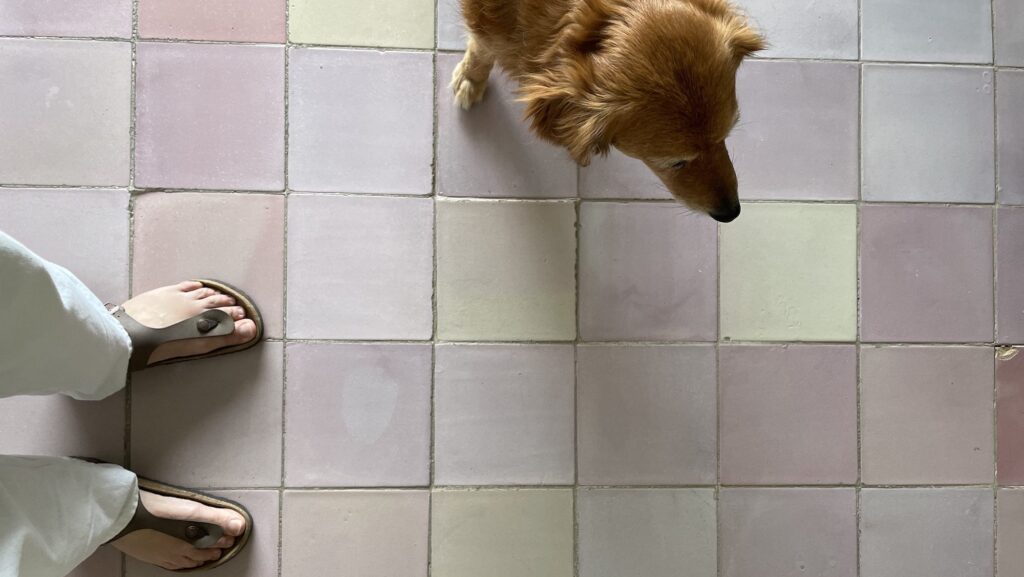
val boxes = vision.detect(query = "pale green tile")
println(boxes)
[431,489,574,577]
[437,199,577,341]
[721,203,857,341]
[288,0,434,48]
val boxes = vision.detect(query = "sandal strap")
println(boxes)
[108,497,224,549]
[113,307,235,371]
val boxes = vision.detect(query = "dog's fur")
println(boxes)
[452,0,764,221]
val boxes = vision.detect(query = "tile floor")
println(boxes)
[0,0,1021,575]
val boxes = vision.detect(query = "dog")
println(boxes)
[451,0,765,222]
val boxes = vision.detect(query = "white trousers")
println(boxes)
[0,231,138,577]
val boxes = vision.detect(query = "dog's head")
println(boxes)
[521,0,764,222]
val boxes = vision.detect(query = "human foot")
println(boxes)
[118,281,259,367]
[112,490,247,571]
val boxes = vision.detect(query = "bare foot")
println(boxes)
[121,281,258,366]
[112,490,246,571]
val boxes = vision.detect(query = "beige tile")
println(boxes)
[288,0,434,48]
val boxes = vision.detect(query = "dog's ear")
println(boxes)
[519,73,614,166]
[725,17,766,59]
[565,0,620,55]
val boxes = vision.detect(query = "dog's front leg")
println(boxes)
[451,34,495,110]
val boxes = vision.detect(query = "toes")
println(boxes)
[233,319,258,343]
[176,281,203,292]
[218,306,246,321]
[201,294,236,308]
[213,535,236,549]
[186,547,223,563]
[184,505,247,537]
[188,287,217,300]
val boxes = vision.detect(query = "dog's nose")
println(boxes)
[710,204,741,223]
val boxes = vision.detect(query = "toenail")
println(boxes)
[229,520,244,534]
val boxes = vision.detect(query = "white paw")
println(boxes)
[450,60,487,110]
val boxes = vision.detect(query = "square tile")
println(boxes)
[0,393,124,465]
[863,65,995,203]
[862,0,992,63]
[0,0,131,37]
[135,42,285,191]
[431,489,574,577]
[861,347,993,485]
[998,490,1024,574]
[286,195,433,340]
[999,208,1024,343]
[578,489,716,577]
[579,203,717,341]
[720,489,857,577]
[736,0,858,59]
[997,347,1024,485]
[68,548,122,577]
[283,491,428,577]
[139,0,286,42]
[128,490,279,577]
[0,39,130,186]
[720,345,858,485]
[289,49,433,195]
[437,200,576,341]
[288,0,434,48]
[861,489,994,577]
[437,54,578,198]
[437,0,466,51]
[0,189,129,303]
[860,205,993,343]
[578,345,717,485]
[131,344,283,488]
[284,344,431,487]
[434,345,575,485]
[995,0,1024,66]
[998,71,1024,205]
[132,192,285,338]
[732,61,859,200]
[720,203,857,342]
[579,150,671,200]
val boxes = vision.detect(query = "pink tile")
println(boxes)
[131,344,283,488]
[127,490,279,577]
[284,344,431,487]
[0,0,132,37]
[579,203,718,341]
[998,71,1024,204]
[998,208,1024,343]
[135,42,285,191]
[578,345,717,485]
[998,489,1024,574]
[286,195,433,340]
[0,39,131,186]
[0,393,125,465]
[720,345,858,485]
[997,347,1024,485]
[132,192,284,338]
[139,0,285,42]
[0,189,129,303]
[861,205,994,343]
[720,489,857,577]
[579,150,671,199]
[68,547,122,577]
[434,345,575,485]
[862,346,994,485]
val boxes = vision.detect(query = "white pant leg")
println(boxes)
[0,230,131,400]
[0,456,137,577]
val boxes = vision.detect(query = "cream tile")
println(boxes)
[288,0,434,48]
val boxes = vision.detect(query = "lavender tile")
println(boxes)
[131,344,283,488]
[861,205,993,343]
[578,489,716,577]
[720,489,857,577]
[437,0,466,51]
[437,54,578,198]
[0,189,129,303]
[998,490,1024,574]
[68,548,122,577]
[139,0,286,42]
[863,65,995,203]
[579,150,670,200]
[995,0,1024,66]
[0,0,131,37]
[283,491,428,577]
[284,344,431,487]
[578,345,716,485]
[127,490,279,577]
[579,203,717,341]
[0,39,130,186]
[862,347,993,485]
[732,61,859,200]
[135,42,284,191]
[0,393,124,465]
[132,192,285,338]
[999,208,1024,342]
[736,0,858,59]
[998,71,1024,205]
[862,0,992,63]
[434,345,575,485]
[286,195,433,340]
[997,348,1024,485]
[289,49,433,195]
[720,346,858,485]
[861,489,994,577]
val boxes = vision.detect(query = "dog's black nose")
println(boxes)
[710,204,741,223]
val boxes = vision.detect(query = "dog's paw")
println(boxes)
[450,60,487,110]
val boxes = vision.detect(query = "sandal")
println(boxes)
[110,279,264,371]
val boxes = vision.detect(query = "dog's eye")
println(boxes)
[671,160,689,170]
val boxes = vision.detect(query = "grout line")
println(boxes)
[991,0,1000,568]
[573,162,582,577]
[428,3,440,576]
[264,337,1003,347]
[715,212,723,577]
[278,3,292,576]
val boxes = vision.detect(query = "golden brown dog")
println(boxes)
[452,0,764,221]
